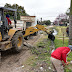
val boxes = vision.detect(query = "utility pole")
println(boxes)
[58,18,59,26]
[40,17,42,25]
[69,0,72,45]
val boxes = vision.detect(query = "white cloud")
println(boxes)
[0,0,70,21]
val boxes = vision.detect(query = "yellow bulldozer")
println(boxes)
[0,7,24,52]
[0,7,55,53]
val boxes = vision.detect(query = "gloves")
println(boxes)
[65,62,70,65]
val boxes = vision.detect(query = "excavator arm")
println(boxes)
[23,24,55,41]
[36,24,50,34]
[35,24,55,41]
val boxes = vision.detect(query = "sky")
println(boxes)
[0,0,70,22]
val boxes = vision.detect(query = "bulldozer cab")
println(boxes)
[0,7,17,40]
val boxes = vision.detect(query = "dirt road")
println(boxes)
[0,33,43,72]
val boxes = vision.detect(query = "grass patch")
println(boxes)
[30,36,53,71]
[54,26,67,37]
[31,38,51,57]
[43,25,48,27]
[54,38,68,48]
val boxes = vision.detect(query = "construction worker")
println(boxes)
[50,45,72,72]
[6,14,11,25]
[66,27,69,36]
[6,14,12,30]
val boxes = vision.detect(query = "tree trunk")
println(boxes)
[69,0,72,45]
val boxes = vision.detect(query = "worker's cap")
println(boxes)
[68,45,72,51]
[6,14,10,18]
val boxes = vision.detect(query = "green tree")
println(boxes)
[42,20,51,25]
[4,3,29,20]
[4,3,12,8]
